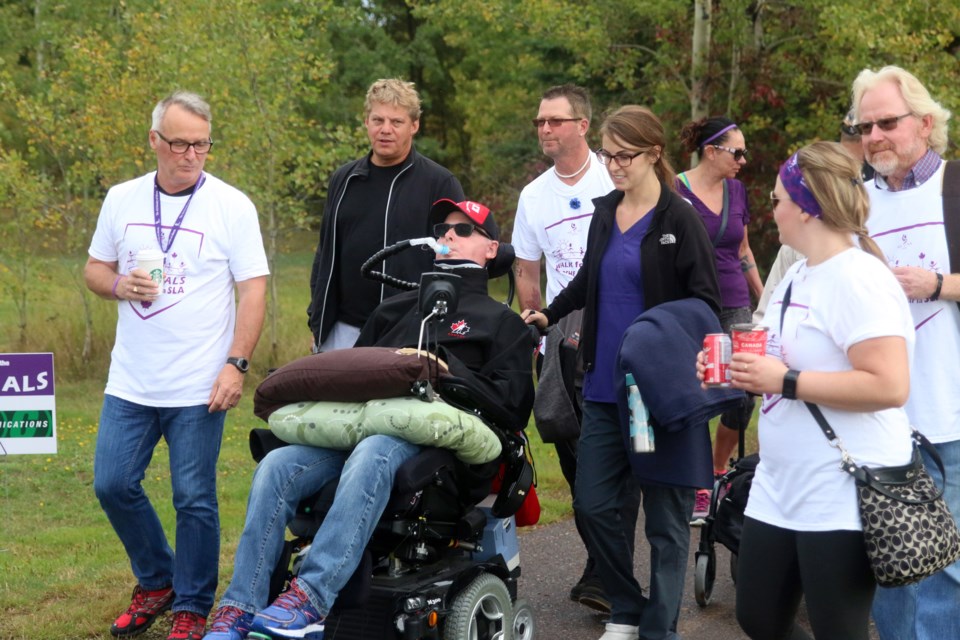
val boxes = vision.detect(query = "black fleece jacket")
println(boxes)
[357,267,535,433]
[308,147,464,344]
[543,183,721,373]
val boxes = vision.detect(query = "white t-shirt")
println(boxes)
[747,248,915,531]
[513,156,614,305]
[88,171,269,406]
[867,163,960,443]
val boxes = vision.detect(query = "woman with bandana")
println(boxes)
[677,117,764,523]
[701,141,915,639]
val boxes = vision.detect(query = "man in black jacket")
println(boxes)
[204,200,534,640]
[307,78,465,353]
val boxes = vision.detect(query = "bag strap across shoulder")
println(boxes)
[942,160,960,315]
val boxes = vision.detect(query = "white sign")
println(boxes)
[0,353,57,455]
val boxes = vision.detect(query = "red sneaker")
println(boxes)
[167,610,207,640]
[111,585,174,636]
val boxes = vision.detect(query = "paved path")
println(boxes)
[517,516,881,640]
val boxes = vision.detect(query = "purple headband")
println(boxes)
[778,152,823,218]
[701,123,738,147]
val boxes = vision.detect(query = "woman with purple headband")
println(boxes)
[698,141,915,639]
[678,116,764,523]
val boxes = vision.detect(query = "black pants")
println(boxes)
[736,517,876,640]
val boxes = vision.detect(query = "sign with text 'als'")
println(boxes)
[0,353,56,455]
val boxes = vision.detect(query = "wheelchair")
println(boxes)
[247,237,537,640]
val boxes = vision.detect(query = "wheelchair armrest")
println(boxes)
[437,377,514,437]
[250,428,288,463]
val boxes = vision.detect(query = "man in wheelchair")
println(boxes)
[204,199,535,640]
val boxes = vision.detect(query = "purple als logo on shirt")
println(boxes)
[449,319,470,337]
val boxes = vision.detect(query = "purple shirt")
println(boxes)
[676,178,751,309]
[583,213,653,403]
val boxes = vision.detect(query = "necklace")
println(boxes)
[554,154,590,180]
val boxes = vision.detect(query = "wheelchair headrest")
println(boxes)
[487,242,515,280]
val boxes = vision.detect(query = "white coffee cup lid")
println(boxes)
[137,249,163,261]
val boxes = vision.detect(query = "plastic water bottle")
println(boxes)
[626,373,654,453]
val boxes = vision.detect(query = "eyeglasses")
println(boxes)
[595,148,646,167]
[155,130,214,154]
[713,145,748,161]
[433,222,490,240]
[769,191,785,206]
[853,113,913,136]
[532,117,581,129]
[840,122,860,137]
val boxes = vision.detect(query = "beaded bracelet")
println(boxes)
[111,275,123,299]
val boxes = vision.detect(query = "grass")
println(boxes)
[0,250,758,639]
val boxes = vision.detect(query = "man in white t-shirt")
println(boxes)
[852,65,960,640]
[514,84,637,612]
[84,91,269,640]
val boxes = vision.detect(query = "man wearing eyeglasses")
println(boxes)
[307,78,464,354]
[853,65,960,640]
[84,91,269,640]
[513,84,638,614]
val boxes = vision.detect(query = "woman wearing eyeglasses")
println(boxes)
[677,116,764,520]
[525,105,720,640]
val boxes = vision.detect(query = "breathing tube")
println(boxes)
[359,237,449,291]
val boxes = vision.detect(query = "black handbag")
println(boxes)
[804,403,960,587]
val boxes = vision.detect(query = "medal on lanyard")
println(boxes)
[153,172,206,253]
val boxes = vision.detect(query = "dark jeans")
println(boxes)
[736,517,875,640]
[577,400,693,637]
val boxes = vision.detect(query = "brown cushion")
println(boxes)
[253,347,445,421]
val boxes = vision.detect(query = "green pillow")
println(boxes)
[268,396,502,464]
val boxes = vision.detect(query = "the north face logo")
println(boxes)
[659,234,677,245]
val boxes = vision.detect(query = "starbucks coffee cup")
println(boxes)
[136,249,164,287]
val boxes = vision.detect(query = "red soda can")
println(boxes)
[703,333,732,387]
[731,324,768,356]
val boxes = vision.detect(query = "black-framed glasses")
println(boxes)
[155,130,214,154]
[713,145,748,161]
[433,222,490,240]
[853,113,913,136]
[532,117,581,129]
[595,148,646,167]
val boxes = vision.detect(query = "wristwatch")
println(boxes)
[782,369,800,400]
[227,356,250,374]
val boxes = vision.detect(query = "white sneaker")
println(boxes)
[599,622,640,640]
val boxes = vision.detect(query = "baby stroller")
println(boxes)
[693,425,759,606]
[248,238,539,639]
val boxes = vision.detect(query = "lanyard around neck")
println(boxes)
[153,173,205,254]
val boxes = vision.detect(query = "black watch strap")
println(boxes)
[227,356,249,373]
[782,369,800,400]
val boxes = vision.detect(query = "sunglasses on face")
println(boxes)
[713,145,748,161]
[853,113,913,136]
[532,117,581,129]
[433,222,490,239]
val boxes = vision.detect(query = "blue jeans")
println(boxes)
[93,394,226,615]
[872,438,960,640]
[577,401,694,638]
[219,435,421,616]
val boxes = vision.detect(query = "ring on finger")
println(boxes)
[133,285,138,294]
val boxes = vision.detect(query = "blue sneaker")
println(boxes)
[203,606,254,640]
[249,579,324,640]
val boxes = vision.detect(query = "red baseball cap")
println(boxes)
[429,199,499,241]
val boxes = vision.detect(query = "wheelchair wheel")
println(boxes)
[444,573,512,640]
[694,551,716,607]
[510,598,535,640]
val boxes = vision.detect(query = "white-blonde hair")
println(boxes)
[851,66,950,154]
